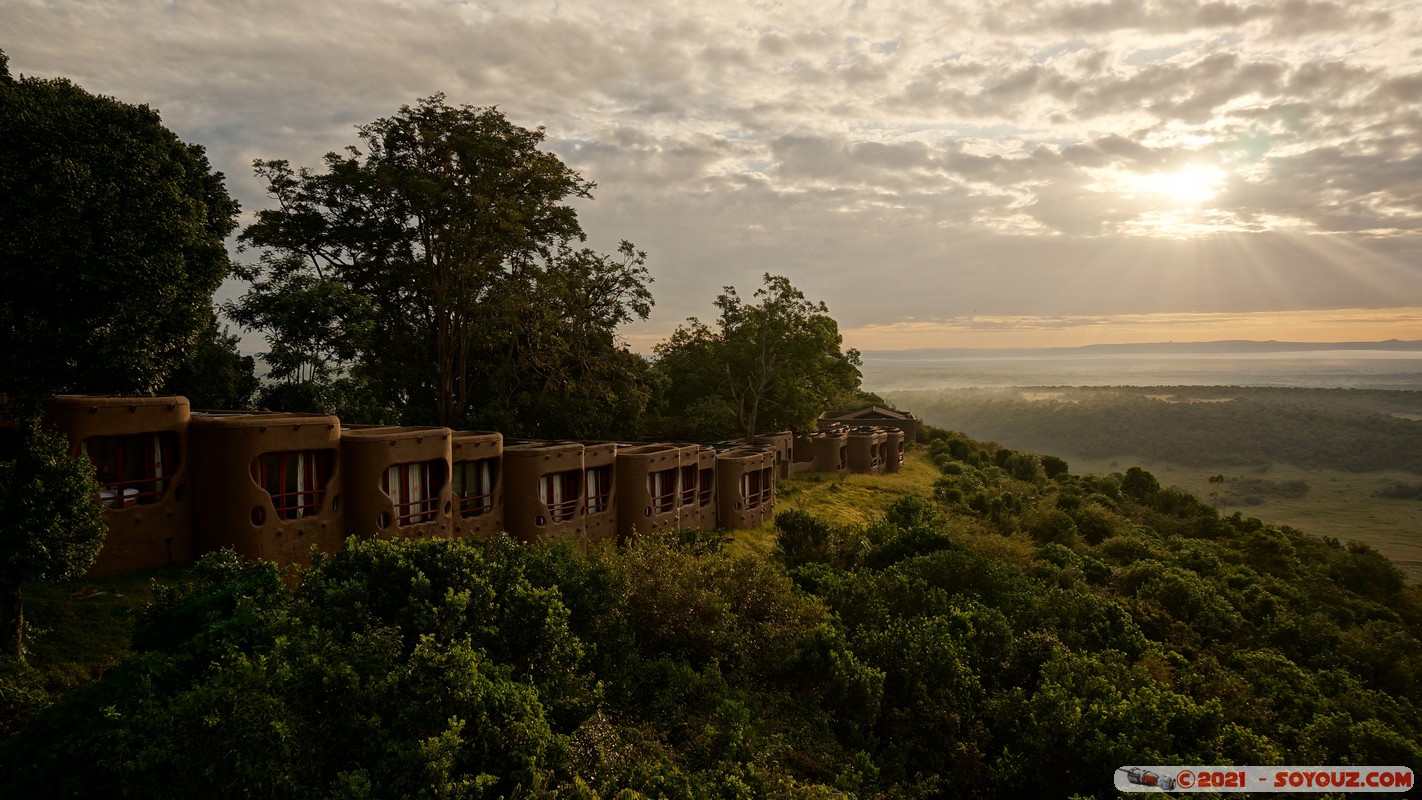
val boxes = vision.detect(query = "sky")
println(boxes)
[7,0,1422,352]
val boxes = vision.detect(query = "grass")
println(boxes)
[19,565,189,690]
[726,449,941,557]
[3,566,189,738]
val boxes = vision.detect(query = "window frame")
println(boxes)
[250,449,334,521]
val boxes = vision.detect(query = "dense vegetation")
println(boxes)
[5,428,1420,798]
[893,386,1422,474]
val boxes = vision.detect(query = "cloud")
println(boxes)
[5,0,1420,350]
[1023,0,1389,36]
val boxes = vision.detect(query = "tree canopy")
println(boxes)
[233,95,652,434]
[0,55,239,397]
[652,274,862,440]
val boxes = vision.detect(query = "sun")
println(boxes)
[1127,163,1228,206]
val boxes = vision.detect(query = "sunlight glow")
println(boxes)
[1083,162,1243,237]
[1125,164,1228,206]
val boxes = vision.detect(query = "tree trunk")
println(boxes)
[0,584,23,661]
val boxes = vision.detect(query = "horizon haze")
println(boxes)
[861,337,1422,391]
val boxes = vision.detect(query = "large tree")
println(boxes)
[0,52,239,397]
[653,274,862,440]
[234,95,652,432]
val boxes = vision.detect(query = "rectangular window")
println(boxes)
[679,465,698,508]
[698,467,714,507]
[539,470,582,523]
[585,465,612,515]
[382,460,445,526]
[740,470,762,510]
[250,450,335,521]
[760,467,774,506]
[648,468,677,514]
[83,433,179,508]
[454,458,498,518]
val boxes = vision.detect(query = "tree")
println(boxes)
[653,274,862,440]
[234,95,653,431]
[0,424,106,659]
[161,307,259,409]
[0,53,239,397]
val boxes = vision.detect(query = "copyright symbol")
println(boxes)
[1177,770,1195,789]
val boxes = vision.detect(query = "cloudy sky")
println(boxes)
[8,0,1422,351]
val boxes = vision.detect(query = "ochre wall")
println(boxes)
[189,412,344,568]
[847,427,888,475]
[581,442,618,545]
[503,441,585,544]
[812,428,848,472]
[18,394,898,576]
[341,427,453,541]
[884,428,906,473]
[752,432,794,480]
[44,396,193,576]
[715,446,774,530]
[695,447,718,531]
[615,443,684,542]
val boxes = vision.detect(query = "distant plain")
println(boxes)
[869,345,1422,581]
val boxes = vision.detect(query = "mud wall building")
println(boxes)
[503,440,588,544]
[189,410,344,568]
[715,446,776,530]
[818,405,920,443]
[44,396,194,576]
[10,395,918,578]
[451,431,504,539]
[341,426,454,542]
[581,442,618,544]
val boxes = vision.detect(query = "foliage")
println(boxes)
[0,60,238,396]
[233,96,652,435]
[652,274,862,440]
[0,426,106,659]
[7,426,1422,798]
[162,307,259,409]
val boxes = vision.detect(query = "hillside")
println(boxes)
[5,430,1421,798]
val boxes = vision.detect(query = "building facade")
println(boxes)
[8,395,914,577]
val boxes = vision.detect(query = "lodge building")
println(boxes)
[5,396,912,578]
